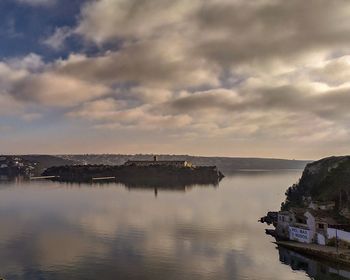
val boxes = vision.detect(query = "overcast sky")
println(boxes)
[1,0,350,159]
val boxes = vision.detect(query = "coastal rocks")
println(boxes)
[259,211,278,225]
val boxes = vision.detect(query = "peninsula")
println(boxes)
[42,156,224,187]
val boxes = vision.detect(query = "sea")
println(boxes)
[0,170,348,280]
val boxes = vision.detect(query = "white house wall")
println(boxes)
[305,211,316,233]
[327,228,350,243]
[289,226,312,243]
[317,233,326,245]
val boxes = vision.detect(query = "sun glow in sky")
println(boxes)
[1,0,350,159]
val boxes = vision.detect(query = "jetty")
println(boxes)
[91,177,116,181]
[30,176,60,180]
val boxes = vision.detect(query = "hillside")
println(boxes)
[282,156,350,211]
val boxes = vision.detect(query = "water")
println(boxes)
[0,171,348,280]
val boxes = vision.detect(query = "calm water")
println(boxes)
[0,171,349,280]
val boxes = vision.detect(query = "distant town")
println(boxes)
[0,156,36,179]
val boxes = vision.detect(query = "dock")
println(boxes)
[30,176,60,180]
[91,177,116,181]
[275,240,350,265]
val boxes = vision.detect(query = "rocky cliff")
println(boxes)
[282,156,350,212]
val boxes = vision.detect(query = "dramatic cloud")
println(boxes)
[0,54,109,107]
[11,72,109,107]
[76,0,199,43]
[55,40,219,89]
[3,0,350,157]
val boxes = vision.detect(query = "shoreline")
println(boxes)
[275,240,350,266]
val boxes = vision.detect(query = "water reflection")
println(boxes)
[0,172,317,280]
[278,246,350,280]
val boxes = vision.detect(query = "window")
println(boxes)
[318,223,325,229]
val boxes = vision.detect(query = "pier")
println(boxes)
[30,176,60,180]
[91,177,116,181]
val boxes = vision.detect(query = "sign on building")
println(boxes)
[289,226,311,243]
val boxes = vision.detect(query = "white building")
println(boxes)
[288,208,313,243]
[276,211,291,238]
[278,208,339,245]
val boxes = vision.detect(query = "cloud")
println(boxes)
[68,98,192,130]
[10,72,109,107]
[5,53,44,71]
[76,0,200,43]
[192,0,350,69]
[0,53,109,108]
[0,61,28,91]
[165,83,350,123]
[74,0,350,73]
[42,27,72,50]
[55,39,219,89]
[308,56,350,86]
[3,0,350,156]
[0,92,24,116]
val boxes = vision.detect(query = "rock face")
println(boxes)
[282,156,350,212]
[42,165,224,188]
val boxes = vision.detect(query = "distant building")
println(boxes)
[124,156,193,168]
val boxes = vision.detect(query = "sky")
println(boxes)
[1,0,350,159]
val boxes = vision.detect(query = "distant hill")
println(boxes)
[57,154,309,175]
[282,156,350,212]
[5,154,309,176]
